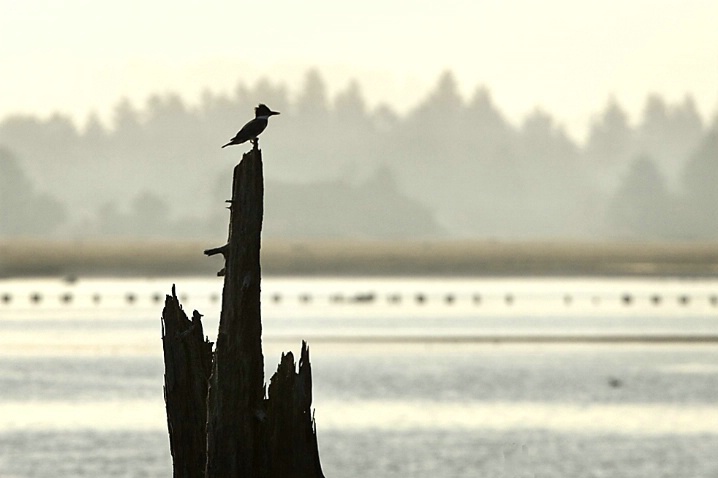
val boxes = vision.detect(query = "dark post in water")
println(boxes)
[161,143,325,477]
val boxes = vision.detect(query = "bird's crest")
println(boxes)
[255,104,272,116]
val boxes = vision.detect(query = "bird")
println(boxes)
[221,104,280,148]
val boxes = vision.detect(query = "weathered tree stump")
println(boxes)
[265,341,324,478]
[161,285,213,477]
[162,143,325,478]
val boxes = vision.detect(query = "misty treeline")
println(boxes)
[1,70,717,241]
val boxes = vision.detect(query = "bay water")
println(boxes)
[1,276,717,477]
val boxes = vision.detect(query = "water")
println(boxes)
[1,276,718,477]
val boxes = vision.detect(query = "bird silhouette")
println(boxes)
[221,104,280,148]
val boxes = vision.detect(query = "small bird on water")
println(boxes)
[221,104,280,148]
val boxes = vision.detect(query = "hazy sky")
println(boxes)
[2,0,717,140]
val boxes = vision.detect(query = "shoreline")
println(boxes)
[2,239,718,279]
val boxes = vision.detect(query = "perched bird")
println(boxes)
[221,104,280,148]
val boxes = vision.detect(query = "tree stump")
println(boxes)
[162,144,325,477]
[161,285,213,477]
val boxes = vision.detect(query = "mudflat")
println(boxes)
[3,239,718,278]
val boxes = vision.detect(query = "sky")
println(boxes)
[1,0,717,141]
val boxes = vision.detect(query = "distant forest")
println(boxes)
[1,70,717,241]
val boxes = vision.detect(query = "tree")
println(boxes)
[0,147,32,234]
[585,97,632,163]
[608,155,675,238]
[83,113,107,143]
[465,86,511,143]
[636,94,704,186]
[671,96,704,148]
[0,147,67,236]
[333,80,367,124]
[371,104,399,132]
[0,115,42,150]
[113,97,143,135]
[408,70,464,138]
[520,109,578,163]
[414,71,463,116]
[296,69,329,120]
[681,124,718,237]
[43,113,79,145]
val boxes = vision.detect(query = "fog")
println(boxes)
[1,70,716,242]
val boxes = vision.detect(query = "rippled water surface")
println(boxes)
[1,277,717,477]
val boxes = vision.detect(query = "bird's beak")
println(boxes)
[270,110,280,116]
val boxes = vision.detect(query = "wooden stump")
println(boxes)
[205,144,266,476]
[161,285,213,477]
[266,341,324,478]
[162,144,324,477]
